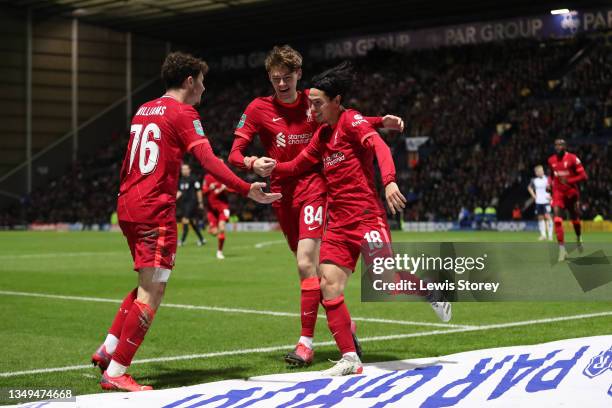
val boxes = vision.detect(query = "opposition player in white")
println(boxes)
[527,165,553,241]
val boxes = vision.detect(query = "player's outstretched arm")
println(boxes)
[364,133,396,184]
[381,115,405,131]
[228,136,256,171]
[364,133,406,214]
[214,184,227,195]
[385,182,407,215]
[247,182,282,204]
[365,115,405,132]
[228,135,275,176]
[192,141,280,204]
[191,141,249,196]
[273,149,318,177]
[252,157,276,177]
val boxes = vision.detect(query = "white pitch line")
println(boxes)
[253,240,286,248]
[0,290,468,329]
[0,239,283,260]
[350,316,471,328]
[0,239,281,259]
[0,251,124,260]
[1,309,611,378]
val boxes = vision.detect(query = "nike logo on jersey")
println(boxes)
[308,225,320,231]
[272,117,283,122]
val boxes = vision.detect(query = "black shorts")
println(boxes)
[178,201,198,219]
[535,204,551,216]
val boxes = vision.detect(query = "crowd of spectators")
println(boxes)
[1,34,610,227]
[395,39,610,221]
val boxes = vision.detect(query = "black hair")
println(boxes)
[310,61,354,101]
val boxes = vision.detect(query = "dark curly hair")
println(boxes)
[161,52,209,90]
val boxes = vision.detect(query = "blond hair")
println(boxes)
[264,45,302,72]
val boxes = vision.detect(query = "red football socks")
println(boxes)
[108,288,138,338]
[218,233,225,251]
[322,295,355,354]
[112,300,156,367]
[394,271,428,297]
[300,277,321,337]
[554,216,565,244]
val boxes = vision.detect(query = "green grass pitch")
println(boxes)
[0,230,610,400]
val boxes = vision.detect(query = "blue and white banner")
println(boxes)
[20,336,612,407]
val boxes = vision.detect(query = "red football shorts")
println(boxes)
[207,205,230,228]
[552,190,579,209]
[320,214,392,271]
[275,194,326,252]
[119,220,177,273]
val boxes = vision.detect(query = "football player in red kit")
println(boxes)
[272,62,451,376]
[229,45,405,367]
[90,52,280,391]
[547,138,588,261]
[202,172,231,259]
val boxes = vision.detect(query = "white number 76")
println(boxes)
[129,123,161,175]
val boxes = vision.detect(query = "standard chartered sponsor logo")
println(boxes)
[287,133,311,144]
[275,132,286,147]
[276,132,311,147]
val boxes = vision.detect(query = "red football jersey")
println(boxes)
[547,152,586,196]
[234,91,325,203]
[203,173,229,208]
[300,109,388,227]
[117,95,208,223]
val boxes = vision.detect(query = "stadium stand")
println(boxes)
[1,35,610,228]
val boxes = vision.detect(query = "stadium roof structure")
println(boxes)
[4,0,610,50]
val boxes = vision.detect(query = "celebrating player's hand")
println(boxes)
[558,176,567,185]
[244,156,258,169]
[385,182,407,215]
[247,182,282,204]
[381,115,404,132]
[253,157,277,177]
